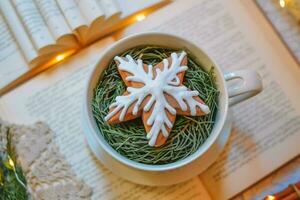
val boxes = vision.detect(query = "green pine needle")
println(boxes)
[0,126,28,200]
[92,46,219,165]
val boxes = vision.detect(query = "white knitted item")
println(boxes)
[1,120,92,200]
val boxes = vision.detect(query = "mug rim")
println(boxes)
[84,32,229,171]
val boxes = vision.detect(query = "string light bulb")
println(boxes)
[7,155,27,189]
[279,0,286,8]
[136,13,146,22]
[8,158,15,168]
[55,54,66,62]
[266,195,276,200]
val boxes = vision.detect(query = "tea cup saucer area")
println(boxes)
[83,107,233,186]
[82,32,263,186]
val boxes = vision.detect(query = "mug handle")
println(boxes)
[224,69,263,106]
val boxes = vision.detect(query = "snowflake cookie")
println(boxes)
[105,51,210,147]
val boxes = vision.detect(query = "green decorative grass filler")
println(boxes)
[92,46,219,165]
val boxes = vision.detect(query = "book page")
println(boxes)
[55,0,88,44]
[35,0,72,40]
[0,37,211,200]
[117,0,164,18]
[83,0,167,45]
[0,0,37,62]
[123,0,300,199]
[75,0,106,44]
[97,0,120,19]
[241,156,300,200]
[12,0,55,50]
[0,13,28,89]
[83,0,121,44]
[256,0,300,64]
[55,0,87,30]
[76,0,104,25]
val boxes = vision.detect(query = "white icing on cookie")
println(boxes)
[105,51,210,147]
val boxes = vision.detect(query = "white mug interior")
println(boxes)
[84,32,229,173]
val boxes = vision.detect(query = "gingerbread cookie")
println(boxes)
[105,51,210,147]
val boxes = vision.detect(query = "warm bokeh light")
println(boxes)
[8,158,15,168]
[55,54,66,62]
[266,195,276,200]
[40,50,77,70]
[279,0,286,7]
[136,13,146,22]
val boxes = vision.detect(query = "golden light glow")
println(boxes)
[266,195,276,200]
[41,50,77,70]
[8,158,15,168]
[136,14,146,22]
[279,0,286,8]
[55,54,66,62]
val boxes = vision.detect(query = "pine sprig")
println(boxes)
[0,126,28,200]
[92,46,219,165]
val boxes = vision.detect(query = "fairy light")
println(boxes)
[278,0,300,22]
[7,155,27,189]
[8,158,15,167]
[279,0,286,7]
[53,50,76,64]
[266,195,276,200]
[136,13,146,22]
[55,54,66,62]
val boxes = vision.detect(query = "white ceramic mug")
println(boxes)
[82,32,263,186]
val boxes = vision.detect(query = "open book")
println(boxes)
[0,0,300,199]
[0,0,166,94]
[255,0,300,64]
